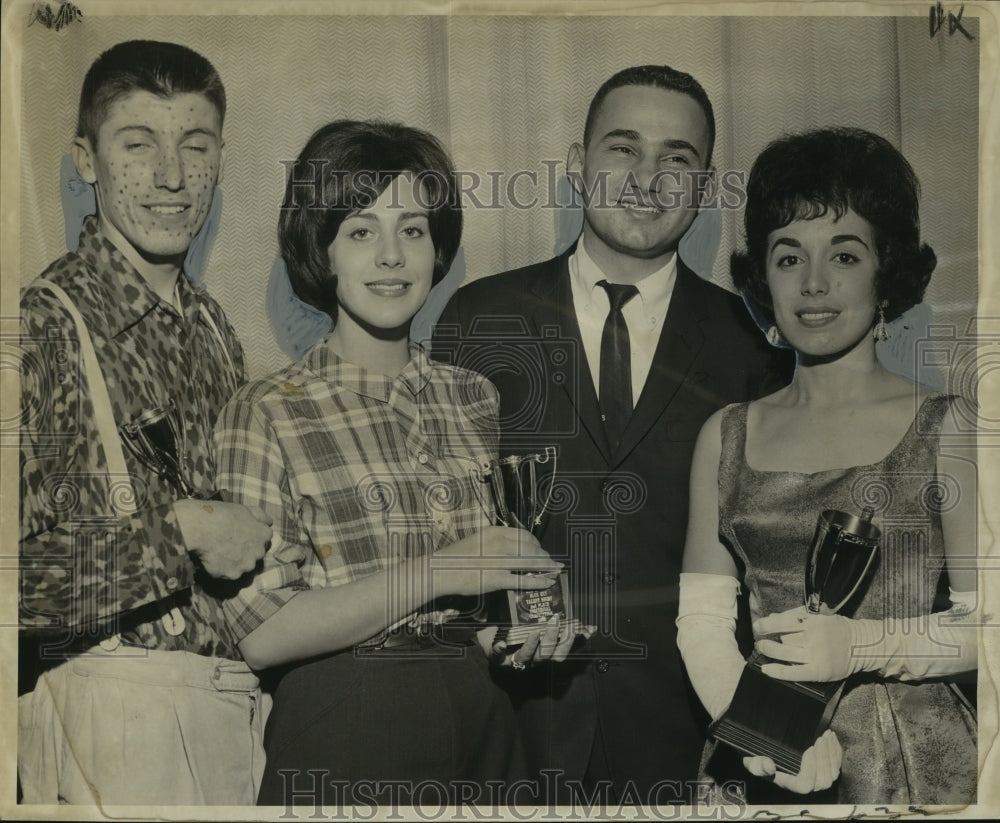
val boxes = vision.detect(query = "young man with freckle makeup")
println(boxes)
[18,40,272,805]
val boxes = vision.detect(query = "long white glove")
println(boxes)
[743,729,843,794]
[676,572,745,720]
[755,589,981,683]
[677,572,845,793]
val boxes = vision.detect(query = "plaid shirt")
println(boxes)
[214,337,500,646]
[19,217,247,659]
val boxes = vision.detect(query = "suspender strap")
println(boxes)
[30,278,186,641]
[32,280,136,516]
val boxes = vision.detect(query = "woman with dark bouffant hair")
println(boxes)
[215,120,588,805]
[676,127,977,804]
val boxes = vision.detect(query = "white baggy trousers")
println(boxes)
[18,647,265,805]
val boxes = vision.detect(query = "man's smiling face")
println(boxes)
[569,84,711,270]
[75,90,223,263]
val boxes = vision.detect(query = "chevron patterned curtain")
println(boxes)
[18,12,979,380]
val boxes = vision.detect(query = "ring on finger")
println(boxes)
[510,657,527,671]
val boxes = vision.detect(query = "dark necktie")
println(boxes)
[597,280,639,452]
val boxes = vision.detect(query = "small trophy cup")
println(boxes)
[480,447,579,646]
[120,405,217,500]
[116,404,217,642]
[709,507,881,774]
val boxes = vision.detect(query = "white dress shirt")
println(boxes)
[568,242,677,409]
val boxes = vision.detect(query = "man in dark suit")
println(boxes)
[433,65,790,804]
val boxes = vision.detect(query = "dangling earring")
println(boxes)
[766,325,784,346]
[873,299,889,341]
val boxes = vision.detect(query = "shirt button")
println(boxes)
[166,577,178,590]
[596,659,611,674]
[417,453,429,465]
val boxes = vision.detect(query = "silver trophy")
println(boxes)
[483,447,557,533]
[120,405,215,499]
[117,404,209,640]
[479,447,577,645]
[805,507,881,615]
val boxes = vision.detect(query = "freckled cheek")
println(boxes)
[186,160,221,199]
[102,160,146,214]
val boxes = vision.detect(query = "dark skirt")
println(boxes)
[257,644,527,806]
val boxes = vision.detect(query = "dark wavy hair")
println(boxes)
[77,40,226,147]
[583,65,716,167]
[731,127,935,333]
[278,120,463,319]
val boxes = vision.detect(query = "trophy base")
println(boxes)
[500,617,584,647]
[488,571,575,648]
[709,652,845,774]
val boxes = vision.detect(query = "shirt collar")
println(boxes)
[571,240,678,307]
[306,337,434,401]
[75,215,201,336]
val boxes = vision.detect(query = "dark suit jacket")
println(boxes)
[433,247,791,800]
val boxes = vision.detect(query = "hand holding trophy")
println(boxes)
[479,447,582,647]
[709,507,881,774]
[121,405,269,584]
[114,404,215,643]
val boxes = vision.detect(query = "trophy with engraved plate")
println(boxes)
[709,507,881,773]
[479,447,579,645]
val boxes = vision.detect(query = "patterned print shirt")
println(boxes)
[20,217,247,660]
[214,338,499,647]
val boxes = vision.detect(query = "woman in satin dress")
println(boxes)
[676,127,978,804]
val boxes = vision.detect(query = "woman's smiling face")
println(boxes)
[766,208,879,358]
[327,175,436,335]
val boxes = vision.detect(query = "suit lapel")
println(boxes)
[614,261,706,464]
[529,250,612,463]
